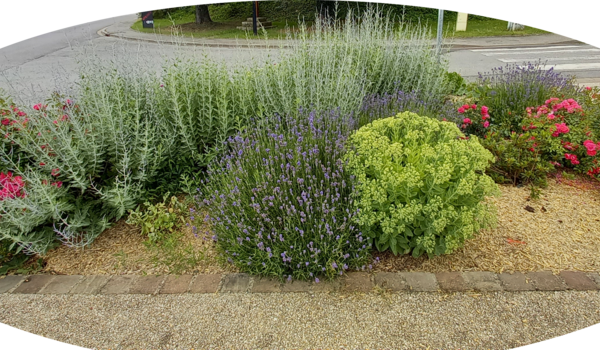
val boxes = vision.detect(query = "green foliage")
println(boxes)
[0,256,43,275]
[345,112,499,258]
[578,86,600,138]
[207,3,250,21]
[127,195,188,245]
[1,6,451,256]
[481,131,552,186]
[444,72,468,96]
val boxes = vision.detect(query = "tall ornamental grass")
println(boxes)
[258,2,448,114]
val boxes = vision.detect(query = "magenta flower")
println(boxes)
[565,153,580,165]
[583,140,598,156]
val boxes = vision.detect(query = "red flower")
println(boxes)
[0,171,26,200]
[51,181,63,188]
[1,118,9,126]
[583,140,598,156]
[39,162,46,166]
[588,167,600,176]
[463,118,472,125]
[51,168,60,177]
[565,153,580,165]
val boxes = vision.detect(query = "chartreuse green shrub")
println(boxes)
[345,112,499,258]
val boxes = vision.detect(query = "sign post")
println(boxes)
[141,11,154,29]
[456,12,468,31]
[252,2,258,35]
[436,9,444,60]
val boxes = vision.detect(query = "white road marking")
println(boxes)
[472,45,580,52]
[521,62,600,70]
[482,48,600,56]
[499,55,600,63]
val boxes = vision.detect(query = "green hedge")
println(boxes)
[149,1,491,22]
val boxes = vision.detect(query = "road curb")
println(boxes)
[2,271,599,295]
[97,25,584,51]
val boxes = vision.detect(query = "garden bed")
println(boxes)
[36,175,600,276]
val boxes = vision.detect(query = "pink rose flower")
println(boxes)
[565,153,580,165]
[483,121,490,128]
[583,140,598,156]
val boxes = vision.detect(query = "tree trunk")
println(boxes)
[195,5,213,24]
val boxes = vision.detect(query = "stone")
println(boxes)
[70,276,110,294]
[160,275,193,294]
[374,272,408,291]
[400,272,439,292]
[99,275,137,294]
[190,274,223,293]
[498,272,535,291]
[463,272,503,291]
[0,276,24,294]
[559,271,598,290]
[12,275,55,294]
[129,275,165,294]
[435,272,469,292]
[343,272,373,293]
[251,277,281,293]
[39,275,83,294]
[526,271,568,291]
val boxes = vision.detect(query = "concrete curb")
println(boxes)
[2,271,599,295]
[98,27,585,51]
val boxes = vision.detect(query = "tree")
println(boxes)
[195,5,213,24]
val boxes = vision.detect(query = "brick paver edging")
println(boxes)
[1,271,599,295]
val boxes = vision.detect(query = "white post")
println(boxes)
[456,12,468,31]
[436,9,444,59]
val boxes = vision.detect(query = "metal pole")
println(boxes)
[436,9,444,60]
[252,1,258,35]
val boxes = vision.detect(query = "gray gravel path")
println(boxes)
[1,291,599,349]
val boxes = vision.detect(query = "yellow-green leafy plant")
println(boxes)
[126,195,188,244]
[345,112,499,258]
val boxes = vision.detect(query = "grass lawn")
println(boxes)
[131,16,549,40]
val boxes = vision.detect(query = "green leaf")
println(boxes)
[412,245,423,258]
[389,237,398,255]
[379,233,390,244]
[375,240,389,252]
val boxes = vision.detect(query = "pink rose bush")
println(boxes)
[518,97,599,179]
[455,103,491,137]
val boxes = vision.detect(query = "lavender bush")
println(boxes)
[359,90,461,128]
[474,61,581,135]
[195,109,372,282]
